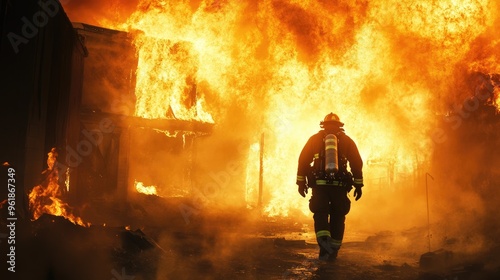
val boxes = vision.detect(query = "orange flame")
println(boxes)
[134,180,158,196]
[132,35,213,122]
[62,0,499,217]
[29,149,89,227]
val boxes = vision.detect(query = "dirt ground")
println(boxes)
[152,217,423,280]
[3,195,500,280]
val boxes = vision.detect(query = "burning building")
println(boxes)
[69,22,215,221]
[0,0,216,278]
[1,0,216,227]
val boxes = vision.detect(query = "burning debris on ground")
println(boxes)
[1,0,500,279]
[18,214,161,280]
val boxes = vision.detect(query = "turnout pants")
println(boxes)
[309,186,351,249]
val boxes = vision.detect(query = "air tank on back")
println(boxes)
[324,134,338,174]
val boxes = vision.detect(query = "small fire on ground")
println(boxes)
[28,148,89,227]
[135,181,158,196]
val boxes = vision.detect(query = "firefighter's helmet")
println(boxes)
[320,112,344,128]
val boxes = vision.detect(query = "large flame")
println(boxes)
[62,0,499,217]
[133,35,214,122]
[29,149,89,227]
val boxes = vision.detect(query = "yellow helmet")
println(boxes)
[320,112,344,127]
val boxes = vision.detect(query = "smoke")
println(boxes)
[428,72,500,254]
[269,0,368,62]
[62,0,139,27]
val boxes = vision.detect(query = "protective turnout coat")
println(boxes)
[296,129,363,186]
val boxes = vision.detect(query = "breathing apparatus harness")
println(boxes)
[308,130,354,191]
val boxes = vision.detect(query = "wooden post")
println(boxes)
[425,172,434,252]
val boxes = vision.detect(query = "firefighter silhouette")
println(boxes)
[296,113,364,261]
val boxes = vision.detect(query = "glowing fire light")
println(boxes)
[62,0,499,218]
[245,142,260,208]
[29,148,89,227]
[135,181,158,196]
[132,33,214,123]
[65,167,70,192]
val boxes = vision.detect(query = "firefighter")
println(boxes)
[296,112,363,261]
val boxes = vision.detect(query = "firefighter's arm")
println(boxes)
[297,172,308,198]
[346,137,364,200]
[296,138,314,197]
[296,138,313,184]
[345,137,363,184]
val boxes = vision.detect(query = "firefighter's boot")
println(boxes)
[328,238,342,260]
[317,236,334,261]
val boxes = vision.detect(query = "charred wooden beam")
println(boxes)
[80,110,214,135]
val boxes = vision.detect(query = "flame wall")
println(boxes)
[63,0,499,235]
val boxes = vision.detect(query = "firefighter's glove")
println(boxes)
[297,182,308,198]
[352,178,363,200]
[353,186,362,201]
